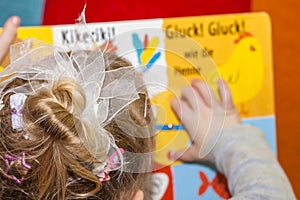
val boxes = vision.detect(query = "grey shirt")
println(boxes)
[208,125,296,199]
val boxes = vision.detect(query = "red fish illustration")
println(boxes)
[198,171,231,199]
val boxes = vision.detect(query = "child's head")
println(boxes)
[0,40,154,200]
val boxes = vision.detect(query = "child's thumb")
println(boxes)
[172,146,199,162]
[0,16,20,62]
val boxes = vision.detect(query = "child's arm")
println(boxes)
[210,124,296,199]
[0,16,20,63]
[171,79,296,199]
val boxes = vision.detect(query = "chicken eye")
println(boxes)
[250,45,256,51]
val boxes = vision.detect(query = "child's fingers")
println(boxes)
[171,98,193,123]
[191,79,218,107]
[179,85,203,110]
[217,79,235,110]
[0,16,20,62]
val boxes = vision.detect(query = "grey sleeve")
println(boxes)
[208,125,296,200]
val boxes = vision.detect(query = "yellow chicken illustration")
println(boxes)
[153,32,266,166]
[208,32,265,115]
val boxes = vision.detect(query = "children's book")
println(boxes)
[0,12,275,200]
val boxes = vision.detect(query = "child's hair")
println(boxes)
[0,48,154,199]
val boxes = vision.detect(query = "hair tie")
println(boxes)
[3,152,31,184]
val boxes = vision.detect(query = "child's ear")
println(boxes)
[132,190,144,200]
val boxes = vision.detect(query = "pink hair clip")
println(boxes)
[97,148,124,182]
[3,152,31,184]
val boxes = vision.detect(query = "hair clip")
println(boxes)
[10,93,27,131]
[98,171,110,182]
[97,148,124,182]
[3,152,31,184]
[0,99,4,110]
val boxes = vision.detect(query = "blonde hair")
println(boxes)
[0,55,153,199]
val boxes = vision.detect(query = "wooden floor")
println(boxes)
[252,0,300,198]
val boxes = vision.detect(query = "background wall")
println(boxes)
[252,0,300,198]
[42,0,250,25]
[0,0,44,26]
[0,0,251,26]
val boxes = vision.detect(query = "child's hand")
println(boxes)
[171,78,241,161]
[0,16,20,63]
